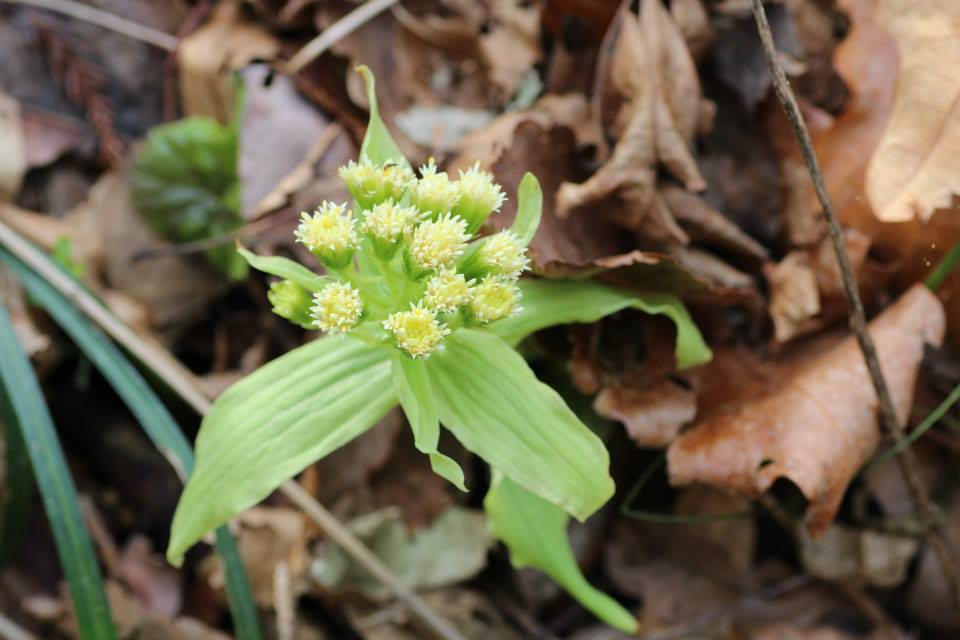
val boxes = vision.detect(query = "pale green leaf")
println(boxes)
[391,354,466,491]
[485,474,638,634]
[489,279,712,369]
[426,330,613,520]
[238,246,329,292]
[356,66,411,170]
[509,173,542,246]
[314,506,491,599]
[168,337,395,565]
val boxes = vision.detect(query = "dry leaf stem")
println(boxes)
[283,0,399,74]
[3,0,178,50]
[0,220,468,640]
[749,0,960,608]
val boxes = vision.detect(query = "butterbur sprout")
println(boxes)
[424,269,471,313]
[339,159,413,209]
[469,275,521,323]
[169,66,712,636]
[383,303,450,358]
[406,213,470,275]
[454,163,507,231]
[361,199,420,259]
[311,282,363,333]
[411,159,460,219]
[294,202,357,270]
[462,230,530,279]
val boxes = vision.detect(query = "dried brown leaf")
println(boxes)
[865,0,960,222]
[557,2,705,225]
[668,284,945,536]
[595,377,696,447]
[178,0,279,122]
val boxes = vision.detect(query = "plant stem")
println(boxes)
[3,0,178,50]
[750,0,960,607]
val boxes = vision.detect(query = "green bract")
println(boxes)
[167,66,712,630]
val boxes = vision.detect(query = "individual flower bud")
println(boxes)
[424,269,470,313]
[460,230,529,279]
[383,303,450,358]
[411,159,459,219]
[267,280,315,329]
[339,160,414,209]
[311,281,363,334]
[453,163,506,232]
[406,213,469,275]
[294,202,358,270]
[360,199,420,259]
[468,276,521,323]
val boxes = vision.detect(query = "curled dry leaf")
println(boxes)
[557,0,705,225]
[668,284,945,537]
[865,0,960,222]
[798,524,918,588]
[177,0,279,122]
[595,377,696,447]
[765,251,821,343]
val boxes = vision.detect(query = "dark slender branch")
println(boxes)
[750,0,960,607]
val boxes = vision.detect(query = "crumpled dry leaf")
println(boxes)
[669,284,945,537]
[798,523,918,588]
[660,185,769,262]
[595,377,696,447]
[178,0,279,122]
[477,0,542,100]
[765,251,821,343]
[865,0,960,222]
[311,507,492,599]
[557,1,705,228]
[238,65,332,218]
[454,111,707,293]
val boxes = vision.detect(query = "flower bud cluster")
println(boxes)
[283,157,526,358]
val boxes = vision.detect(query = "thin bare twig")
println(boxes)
[0,220,468,640]
[283,0,399,74]
[0,611,36,640]
[4,0,178,51]
[749,0,960,608]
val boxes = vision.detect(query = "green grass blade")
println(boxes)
[0,395,35,563]
[0,304,117,639]
[1,250,262,640]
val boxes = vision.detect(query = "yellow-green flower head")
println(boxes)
[339,159,413,209]
[295,202,358,269]
[361,199,419,259]
[383,303,450,358]
[267,280,314,329]
[424,269,470,313]
[412,159,460,219]
[477,230,529,279]
[469,276,521,323]
[454,163,506,231]
[311,281,363,334]
[408,213,470,273]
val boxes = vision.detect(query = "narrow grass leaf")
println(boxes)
[0,397,34,563]
[3,252,261,639]
[0,304,116,640]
